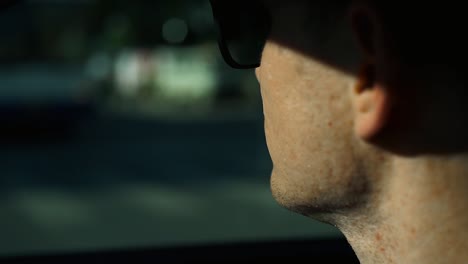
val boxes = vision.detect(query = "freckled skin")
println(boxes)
[375,232,381,241]
[255,1,468,264]
[258,41,368,218]
[256,0,368,223]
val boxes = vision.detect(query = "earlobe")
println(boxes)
[353,63,392,140]
[349,4,392,141]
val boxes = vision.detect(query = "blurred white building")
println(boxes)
[152,46,217,106]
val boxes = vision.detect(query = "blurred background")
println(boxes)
[0,0,341,257]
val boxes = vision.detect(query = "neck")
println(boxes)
[338,155,468,264]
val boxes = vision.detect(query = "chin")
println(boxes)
[269,167,369,225]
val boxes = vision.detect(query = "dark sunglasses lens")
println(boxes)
[214,1,270,67]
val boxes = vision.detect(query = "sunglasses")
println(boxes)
[209,0,271,69]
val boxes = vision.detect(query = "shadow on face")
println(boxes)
[256,1,468,156]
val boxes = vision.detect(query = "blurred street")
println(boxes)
[0,112,341,257]
[0,0,346,258]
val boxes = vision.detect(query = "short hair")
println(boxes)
[313,1,466,75]
[374,3,466,65]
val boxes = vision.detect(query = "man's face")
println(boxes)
[255,1,367,216]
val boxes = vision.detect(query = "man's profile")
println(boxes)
[211,1,468,263]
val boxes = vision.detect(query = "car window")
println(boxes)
[0,0,341,257]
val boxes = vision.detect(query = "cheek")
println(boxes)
[258,46,307,161]
[258,46,353,176]
[264,110,317,172]
[261,81,318,170]
[254,13,363,211]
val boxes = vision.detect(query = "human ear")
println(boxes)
[353,63,392,140]
[349,4,393,141]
